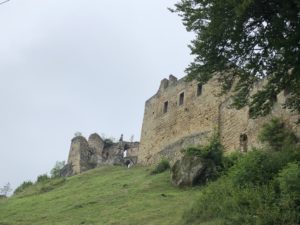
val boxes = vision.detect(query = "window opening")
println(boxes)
[163,101,168,113]
[197,83,202,96]
[239,133,248,152]
[179,92,184,106]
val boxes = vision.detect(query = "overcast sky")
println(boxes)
[0,0,194,191]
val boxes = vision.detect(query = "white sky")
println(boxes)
[0,0,194,191]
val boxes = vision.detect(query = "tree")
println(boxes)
[74,132,82,137]
[50,161,65,178]
[0,0,10,6]
[130,135,134,143]
[171,0,300,118]
[258,118,297,151]
[0,183,12,197]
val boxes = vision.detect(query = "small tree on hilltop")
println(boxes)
[50,161,65,178]
[74,132,82,137]
[0,183,12,197]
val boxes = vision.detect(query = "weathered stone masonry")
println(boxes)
[62,133,139,176]
[138,74,300,165]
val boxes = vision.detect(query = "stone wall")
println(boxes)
[88,133,104,158]
[139,74,300,165]
[220,84,300,152]
[139,75,227,165]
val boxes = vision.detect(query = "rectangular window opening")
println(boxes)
[179,92,184,106]
[197,83,202,96]
[163,101,168,113]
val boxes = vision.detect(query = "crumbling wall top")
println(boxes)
[71,135,88,143]
[88,133,103,143]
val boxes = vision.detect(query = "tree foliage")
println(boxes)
[182,133,223,166]
[0,183,12,197]
[171,0,300,117]
[259,118,298,151]
[50,161,65,178]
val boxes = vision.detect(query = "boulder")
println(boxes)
[171,155,206,187]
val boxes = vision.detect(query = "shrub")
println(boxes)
[36,174,50,183]
[222,151,244,172]
[103,139,114,148]
[181,124,300,225]
[14,181,33,195]
[182,133,223,167]
[259,118,298,151]
[228,149,285,187]
[181,133,224,182]
[150,158,170,175]
[182,177,281,225]
[277,162,300,224]
[277,162,300,208]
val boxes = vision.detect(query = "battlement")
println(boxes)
[158,74,179,91]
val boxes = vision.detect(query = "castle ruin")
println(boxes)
[138,74,300,165]
[63,74,299,175]
[62,133,139,176]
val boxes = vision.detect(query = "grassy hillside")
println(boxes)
[0,166,201,225]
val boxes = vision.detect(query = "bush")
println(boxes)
[14,181,33,195]
[150,158,170,175]
[277,162,300,222]
[182,133,223,167]
[278,162,300,196]
[180,133,224,182]
[229,149,288,187]
[259,118,298,151]
[277,162,300,200]
[36,174,50,183]
[181,121,300,225]
[104,139,114,148]
[182,177,282,225]
[222,151,244,172]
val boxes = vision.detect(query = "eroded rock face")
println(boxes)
[171,155,206,187]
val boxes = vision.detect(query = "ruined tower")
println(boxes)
[67,136,92,175]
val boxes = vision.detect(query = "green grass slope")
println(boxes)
[0,166,201,225]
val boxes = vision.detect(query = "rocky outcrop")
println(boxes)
[171,155,206,187]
